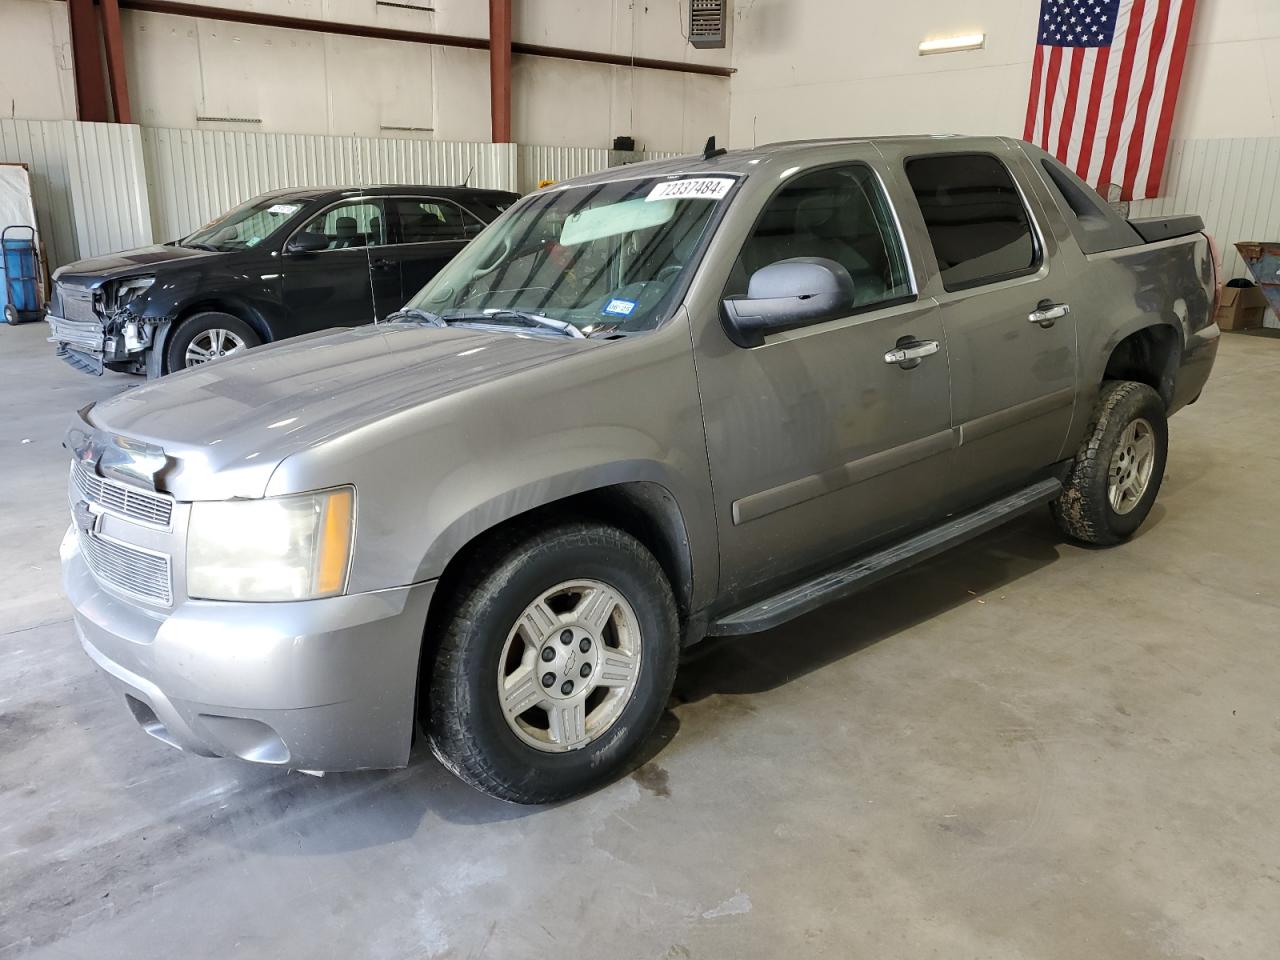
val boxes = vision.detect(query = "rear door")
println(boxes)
[895,147,1078,510]
[281,197,400,333]
[386,197,486,300]
[694,161,953,607]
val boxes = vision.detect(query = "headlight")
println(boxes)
[187,487,354,602]
[111,276,155,310]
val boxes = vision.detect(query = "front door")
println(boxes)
[281,197,401,334]
[898,150,1078,509]
[385,196,484,300]
[695,162,954,607]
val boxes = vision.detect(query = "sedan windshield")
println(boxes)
[181,197,310,252]
[403,175,737,334]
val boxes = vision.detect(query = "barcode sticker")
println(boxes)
[645,178,734,202]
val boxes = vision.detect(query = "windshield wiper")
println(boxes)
[442,310,586,339]
[180,241,219,252]
[385,307,446,327]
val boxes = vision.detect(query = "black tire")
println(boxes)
[164,311,261,372]
[426,523,679,804]
[1052,380,1168,546]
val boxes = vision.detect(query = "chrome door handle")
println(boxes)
[1029,301,1070,328]
[884,339,940,366]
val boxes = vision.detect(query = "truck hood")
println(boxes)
[54,244,221,284]
[85,323,602,500]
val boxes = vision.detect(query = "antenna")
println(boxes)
[703,135,727,161]
[460,163,475,188]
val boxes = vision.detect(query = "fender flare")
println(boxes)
[412,460,704,605]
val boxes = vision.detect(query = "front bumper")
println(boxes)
[62,528,436,772]
[47,313,108,375]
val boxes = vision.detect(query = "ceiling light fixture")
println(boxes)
[918,33,986,55]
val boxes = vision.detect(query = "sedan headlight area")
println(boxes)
[187,487,354,602]
[110,275,155,311]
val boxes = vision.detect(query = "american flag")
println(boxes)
[1025,0,1197,201]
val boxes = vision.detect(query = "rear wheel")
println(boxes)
[165,312,261,372]
[425,523,679,804]
[1052,380,1168,545]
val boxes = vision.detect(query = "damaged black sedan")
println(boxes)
[46,184,517,376]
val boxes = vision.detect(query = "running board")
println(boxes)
[708,477,1063,637]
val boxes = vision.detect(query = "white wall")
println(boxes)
[728,0,1280,146]
[0,0,731,153]
[0,0,78,122]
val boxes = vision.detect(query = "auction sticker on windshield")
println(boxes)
[645,178,734,203]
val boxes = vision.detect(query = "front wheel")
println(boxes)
[164,312,261,372]
[1052,380,1169,545]
[425,523,679,804]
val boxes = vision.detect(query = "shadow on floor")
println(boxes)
[674,510,1069,704]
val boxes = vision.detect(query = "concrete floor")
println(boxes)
[2,321,1278,960]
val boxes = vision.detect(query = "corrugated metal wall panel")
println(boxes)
[142,128,516,243]
[0,120,151,270]
[516,144,613,194]
[65,122,152,259]
[1133,137,1280,283]
[0,119,81,271]
[515,146,689,193]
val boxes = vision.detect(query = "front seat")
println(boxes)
[334,216,360,249]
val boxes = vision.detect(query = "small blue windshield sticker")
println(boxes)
[603,298,638,317]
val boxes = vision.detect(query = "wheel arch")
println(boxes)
[151,298,274,374]
[425,478,697,625]
[1101,321,1183,410]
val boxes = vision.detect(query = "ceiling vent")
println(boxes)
[689,0,726,49]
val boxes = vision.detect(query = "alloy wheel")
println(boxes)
[1107,417,1156,515]
[496,579,642,753]
[185,328,247,366]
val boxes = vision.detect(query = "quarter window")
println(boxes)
[295,200,386,250]
[904,153,1039,291]
[727,164,913,310]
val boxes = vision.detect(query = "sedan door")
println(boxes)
[895,149,1078,511]
[695,162,954,608]
[385,197,485,300]
[281,197,401,335]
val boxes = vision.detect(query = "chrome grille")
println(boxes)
[58,283,98,323]
[73,460,173,528]
[77,529,173,606]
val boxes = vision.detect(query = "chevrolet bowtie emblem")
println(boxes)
[73,500,103,536]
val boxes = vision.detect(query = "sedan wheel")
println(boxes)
[185,327,247,366]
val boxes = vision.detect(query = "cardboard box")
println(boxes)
[1216,284,1269,331]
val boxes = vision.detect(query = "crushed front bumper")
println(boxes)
[47,314,108,375]
[62,528,436,772]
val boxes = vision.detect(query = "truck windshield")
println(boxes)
[181,197,309,252]
[403,175,737,334]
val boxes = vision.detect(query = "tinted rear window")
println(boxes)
[905,153,1038,291]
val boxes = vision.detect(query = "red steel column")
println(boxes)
[489,0,512,143]
[67,0,110,121]
[100,0,134,123]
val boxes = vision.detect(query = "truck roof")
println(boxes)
[557,135,1020,187]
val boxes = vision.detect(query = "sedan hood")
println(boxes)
[85,324,602,500]
[55,244,218,284]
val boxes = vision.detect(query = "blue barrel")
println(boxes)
[2,226,40,323]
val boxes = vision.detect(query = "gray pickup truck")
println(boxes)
[62,136,1219,803]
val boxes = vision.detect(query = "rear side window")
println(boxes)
[390,198,486,243]
[905,154,1039,291]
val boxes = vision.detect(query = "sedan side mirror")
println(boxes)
[285,232,330,254]
[720,257,855,348]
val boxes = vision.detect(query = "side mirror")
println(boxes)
[285,232,330,254]
[720,257,855,348]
